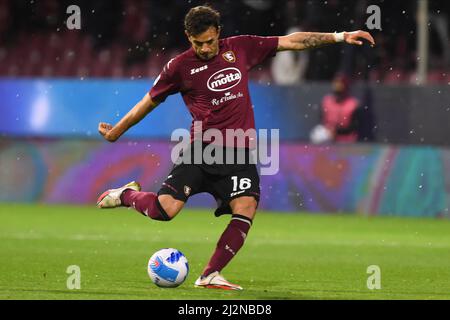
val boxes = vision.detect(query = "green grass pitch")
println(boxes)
[0,203,449,300]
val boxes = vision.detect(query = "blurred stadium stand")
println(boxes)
[0,0,449,217]
[0,0,448,83]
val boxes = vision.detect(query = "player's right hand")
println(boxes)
[98,122,116,142]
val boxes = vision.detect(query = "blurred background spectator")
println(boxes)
[311,74,361,144]
[271,26,309,85]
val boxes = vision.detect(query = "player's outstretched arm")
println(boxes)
[277,30,375,51]
[98,93,159,142]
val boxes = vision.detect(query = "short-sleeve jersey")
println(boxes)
[149,35,279,147]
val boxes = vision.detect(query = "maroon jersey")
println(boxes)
[149,35,279,147]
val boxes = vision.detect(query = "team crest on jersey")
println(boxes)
[184,185,191,197]
[222,51,236,63]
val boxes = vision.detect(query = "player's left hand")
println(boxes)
[344,31,375,47]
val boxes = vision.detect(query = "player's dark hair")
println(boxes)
[184,5,221,36]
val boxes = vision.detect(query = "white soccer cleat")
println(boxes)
[96,181,141,208]
[194,271,243,290]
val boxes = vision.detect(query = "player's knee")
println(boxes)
[157,195,184,220]
[230,196,258,218]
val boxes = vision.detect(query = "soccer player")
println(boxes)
[97,6,375,290]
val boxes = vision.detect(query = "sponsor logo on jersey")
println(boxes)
[211,91,244,107]
[230,190,246,197]
[207,67,242,92]
[222,51,236,63]
[190,65,208,75]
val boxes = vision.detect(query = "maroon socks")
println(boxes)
[202,214,252,277]
[121,190,170,221]
[122,189,252,276]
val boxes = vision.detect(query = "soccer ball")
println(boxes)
[147,248,189,288]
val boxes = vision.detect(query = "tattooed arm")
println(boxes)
[277,30,375,51]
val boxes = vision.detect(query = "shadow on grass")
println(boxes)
[0,288,151,299]
[3,286,449,300]
[253,287,450,300]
